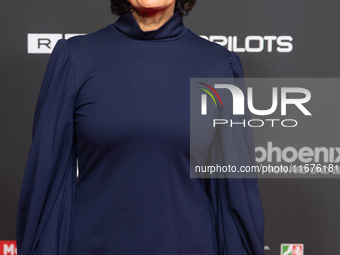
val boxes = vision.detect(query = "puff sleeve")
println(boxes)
[205,52,265,255]
[16,39,77,255]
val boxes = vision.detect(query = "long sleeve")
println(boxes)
[16,39,77,255]
[205,51,265,255]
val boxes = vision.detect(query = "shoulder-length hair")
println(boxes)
[111,0,197,16]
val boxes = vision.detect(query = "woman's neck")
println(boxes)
[130,3,176,32]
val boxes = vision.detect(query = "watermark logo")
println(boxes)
[196,80,312,128]
[196,82,222,115]
[198,83,311,117]
[281,244,303,255]
[190,78,340,179]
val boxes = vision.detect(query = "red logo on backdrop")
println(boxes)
[292,245,303,255]
[0,241,17,255]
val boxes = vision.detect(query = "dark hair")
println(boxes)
[110,0,197,16]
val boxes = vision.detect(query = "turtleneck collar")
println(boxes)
[111,5,188,41]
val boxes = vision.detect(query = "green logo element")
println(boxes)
[281,244,292,255]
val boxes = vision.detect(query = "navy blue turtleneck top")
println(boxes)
[16,6,264,255]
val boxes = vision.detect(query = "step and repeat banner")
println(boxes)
[1,0,340,254]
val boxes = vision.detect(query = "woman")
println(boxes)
[16,0,264,254]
